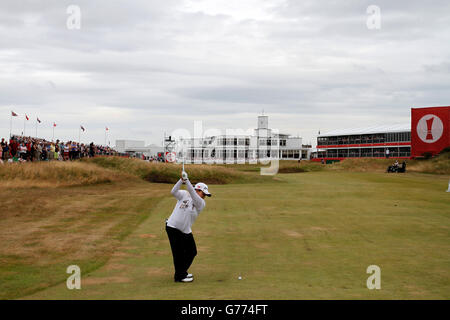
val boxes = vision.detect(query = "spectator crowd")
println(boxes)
[1,135,119,164]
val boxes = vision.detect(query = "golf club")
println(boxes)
[182,145,188,180]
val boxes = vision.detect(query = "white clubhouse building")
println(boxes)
[175,115,311,164]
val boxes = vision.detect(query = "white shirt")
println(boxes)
[167,179,206,234]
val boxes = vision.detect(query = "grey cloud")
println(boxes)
[0,0,449,146]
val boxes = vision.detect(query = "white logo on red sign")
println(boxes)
[166,152,176,163]
[416,114,444,143]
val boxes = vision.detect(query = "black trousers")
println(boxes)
[165,224,197,281]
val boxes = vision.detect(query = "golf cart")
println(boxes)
[387,161,406,173]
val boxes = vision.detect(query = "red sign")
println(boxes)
[411,106,450,157]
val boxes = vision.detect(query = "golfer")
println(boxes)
[166,172,211,283]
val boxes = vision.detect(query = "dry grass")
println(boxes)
[327,158,398,173]
[407,152,450,174]
[327,151,450,175]
[85,156,272,184]
[0,161,131,188]
[0,180,168,299]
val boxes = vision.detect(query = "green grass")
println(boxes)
[19,171,450,300]
[225,160,325,174]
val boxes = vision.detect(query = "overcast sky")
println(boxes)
[1,0,449,147]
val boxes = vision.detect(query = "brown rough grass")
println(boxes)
[0,161,131,188]
[327,152,450,175]
[0,179,167,299]
[407,152,450,174]
[85,156,272,184]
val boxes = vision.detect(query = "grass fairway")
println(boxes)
[19,170,450,300]
[0,179,168,299]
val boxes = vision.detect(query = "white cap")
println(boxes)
[194,182,212,197]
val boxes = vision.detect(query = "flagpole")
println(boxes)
[79,126,81,143]
[52,124,55,141]
[36,119,38,138]
[23,116,25,136]
[10,111,12,139]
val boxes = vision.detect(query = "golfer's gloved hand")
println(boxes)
[182,171,188,182]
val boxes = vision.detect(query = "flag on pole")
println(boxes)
[36,117,40,138]
[25,114,29,121]
[105,127,109,145]
[11,111,18,117]
[52,122,56,141]
[80,125,85,132]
